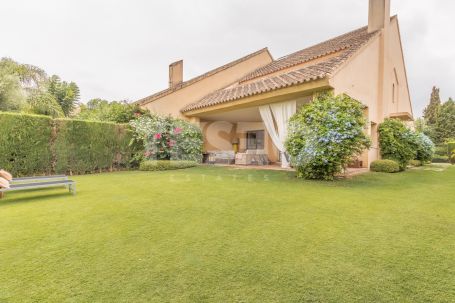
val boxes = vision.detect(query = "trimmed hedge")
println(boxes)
[448,142,455,155]
[370,160,400,173]
[0,112,53,176]
[54,119,134,174]
[432,155,449,163]
[0,112,136,176]
[139,160,198,171]
[409,160,422,167]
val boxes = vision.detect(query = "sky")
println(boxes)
[1,0,454,117]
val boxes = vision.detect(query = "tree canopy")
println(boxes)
[0,57,80,117]
[421,87,455,144]
[77,99,148,123]
[423,86,441,125]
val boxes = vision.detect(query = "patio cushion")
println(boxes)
[0,170,12,181]
[0,177,10,189]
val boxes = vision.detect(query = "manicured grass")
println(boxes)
[0,166,454,302]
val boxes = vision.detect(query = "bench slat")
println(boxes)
[1,180,75,193]
[11,175,68,184]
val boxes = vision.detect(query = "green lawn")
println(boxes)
[0,166,454,302]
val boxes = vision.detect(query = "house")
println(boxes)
[137,0,413,168]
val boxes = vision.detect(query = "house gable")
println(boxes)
[137,48,273,118]
[330,16,413,124]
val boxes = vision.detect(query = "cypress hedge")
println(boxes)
[0,112,136,176]
[0,112,53,176]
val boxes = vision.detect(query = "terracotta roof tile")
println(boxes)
[136,48,271,106]
[239,26,375,83]
[182,26,378,113]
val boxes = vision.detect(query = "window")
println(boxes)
[392,83,395,103]
[246,130,264,150]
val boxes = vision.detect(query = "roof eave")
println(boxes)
[182,77,331,116]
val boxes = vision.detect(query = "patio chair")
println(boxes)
[207,151,236,164]
[235,150,269,165]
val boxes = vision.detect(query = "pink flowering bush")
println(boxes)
[130,114,203,161]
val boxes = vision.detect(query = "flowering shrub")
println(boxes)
[414,132,435,163]
[130,114,203,162]
[378,119,434,169]
[286,93,371,180]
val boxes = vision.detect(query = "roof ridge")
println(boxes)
[239,25,377,83]
[181,25,380,113]
[136,47,271,105]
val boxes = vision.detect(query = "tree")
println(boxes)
[0,57,47,90]
[378,118,416,170]
[77,99,148,123]
[26,91,64,118]
[414,117,426,133]
[0,68,26,111]
[423,86,441,126]
[47,75,80,116]
[286,93,371,180]
[0,57,47,111]
[433,98,455,143]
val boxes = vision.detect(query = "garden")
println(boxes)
[1,61,455,302]
[1,165,454,302]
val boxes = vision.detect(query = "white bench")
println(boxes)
[0,175,76,198]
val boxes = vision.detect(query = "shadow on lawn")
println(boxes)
[0,188,72,207]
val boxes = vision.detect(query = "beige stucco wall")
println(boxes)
[142,51,273,119]
[330,17,413,166]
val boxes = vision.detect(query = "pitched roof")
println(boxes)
[182,25,379,113]
[136,47,272,106]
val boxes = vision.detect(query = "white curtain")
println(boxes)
[259,100,296,168]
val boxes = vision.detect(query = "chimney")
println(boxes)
[169,60,183,88]
[368,0,391,33]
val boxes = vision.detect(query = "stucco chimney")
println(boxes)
[368,0,391,33]
[169,60,183,88]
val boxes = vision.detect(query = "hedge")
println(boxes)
[0,112,53,176]
[448,142,455,155]
[54,119,134,174]
[370,160,400,173]
[409,160,422,167]
[139,160,198,171]
[432,155,449,163]
[0,112,136,176]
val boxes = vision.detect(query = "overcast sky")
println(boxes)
[1,0,454,116]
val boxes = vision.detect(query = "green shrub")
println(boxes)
[434,144,449,156]
[286,94,371,180]
[451,150,455,165]
[130,114,203,162]
[370,160,400,173]
[0,112,53,176]
[54,119,134,174]
[409,160,422,167]
[432,155,449,163]
[139,160,198,171]
[448,142,455,155]
[414,133,435,163]
[378,119,416,170]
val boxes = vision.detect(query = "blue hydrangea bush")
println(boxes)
[378,119,435,169]
[414,132,435,163]
[286,93,371,180]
